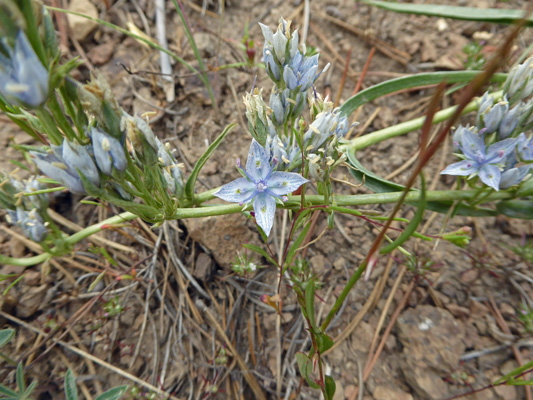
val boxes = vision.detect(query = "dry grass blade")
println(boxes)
[195,300,267,400]
[0,311,185,400]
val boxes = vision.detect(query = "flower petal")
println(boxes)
[253,193,276,236]
[441,160,478,176]
[246,139,271,181]
[479,164,501,191]
[214,178,256,203]
[266,171,308,196]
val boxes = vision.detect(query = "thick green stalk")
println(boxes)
[343,90,503,152]
[3,186,522,267]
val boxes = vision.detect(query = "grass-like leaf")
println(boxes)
[361,0,533,26]
[339,71,507,118]
[185,123,237,199]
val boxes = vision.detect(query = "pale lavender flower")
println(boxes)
[30,149,86,194]
[500,165,533,189]
[214,139,307,236]
[283,51,328,93]
[62,139,100,187]
[0,31,49,107]
[441,129,518,190]
[6,208,47,242]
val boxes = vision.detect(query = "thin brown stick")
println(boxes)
[334,48,352,108]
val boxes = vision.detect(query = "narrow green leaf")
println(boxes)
[64,369,78,400]
[0,384,18,396]
[242,244,277,266]
[494,359,533,384]
[94,385,129,400]
[339,71,507,117]
[185,123,237,199]
[496,200,533,219]
[0,329,15,347]
[324,375,336,400]
[22,381,37,399]
[16,362,26,394]
[361,0,533,26]
[380,174,426,254]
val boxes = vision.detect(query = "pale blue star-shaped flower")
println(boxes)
[214,139,308,236]
[441,128,518,191]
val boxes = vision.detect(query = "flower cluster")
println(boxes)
[1,176,49,242]
[442,58,533,190]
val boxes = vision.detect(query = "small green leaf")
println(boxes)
[316,332,334,353]
[0,329,14,348]
[64,369,78,400]
[324,375,336,400]
[94,385,129,400]
[185,123,237,199]
[361,0,533,26]
[494,359,533,385]
[242,244,277,266]
[295,353,320,390]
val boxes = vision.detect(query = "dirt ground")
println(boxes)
[1,0,533,399]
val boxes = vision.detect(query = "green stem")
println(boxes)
[321,260,366,331]
[343,90,503,152]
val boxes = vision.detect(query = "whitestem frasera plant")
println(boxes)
[1,3,533,398]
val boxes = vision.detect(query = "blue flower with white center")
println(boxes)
[0,31,49,108]
[441,129,518,191]
[214,139,308,236]
[89,127,127,175]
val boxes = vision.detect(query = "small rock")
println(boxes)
[436,18,449,32]
[16,284,48,318]
[499,303,515,318]
[333,256,346,271]
[493,385,517,400]
[460,268,479,283]
[23,270,41,286]
[373,386,413,400]
[193,253,212,281]
[67,0,98,41]
[8,238,25,258]
[345,384,357,399]
[446,303,470,319]
[421,37,438,62]
[397,305,466,399]
[184,214,261,268]
[193,32,215,58]
[309,254,328,275]
[87,41,116,65]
